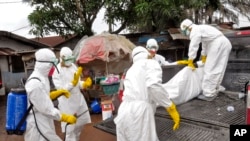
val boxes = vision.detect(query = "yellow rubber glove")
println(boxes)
[60,113,77,124]
[201,55,207,64]
[176,60,189,65]
[50,89,71,100]
[166,103,180,131]
[71,67,83,86]
[188,59,196,70]
[83,77,92,89]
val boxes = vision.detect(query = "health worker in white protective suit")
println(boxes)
[179,19,232,101]
[146,38,177,66]
[25,48,77,141]
[52,47,92,141]
[114,46,180,141]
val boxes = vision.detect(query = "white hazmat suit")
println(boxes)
[24,48,72,141]
[146,38,177,66]
[114,46,180,141]
[180,19,232,101]
[52,47,91,141]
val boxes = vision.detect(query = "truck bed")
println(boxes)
[94,62,248,141]
[94,92,246,141]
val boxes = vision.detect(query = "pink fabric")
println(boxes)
[77,36,106,64]
[75,33,135,73]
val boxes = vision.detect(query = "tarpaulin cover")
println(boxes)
[73,33,135,74]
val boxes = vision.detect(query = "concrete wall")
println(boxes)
[1,71,26,94]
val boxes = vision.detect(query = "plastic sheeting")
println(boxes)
[163,66,203,105]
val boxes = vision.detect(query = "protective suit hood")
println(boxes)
[60,47,73,58]
[180,19,196,36]
[132,46,150,63]
[34,48,57,76]
[146,38,159,51]
[60,47,75,66]
[180,19,193,30]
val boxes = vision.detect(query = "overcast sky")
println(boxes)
[0,0,110,38]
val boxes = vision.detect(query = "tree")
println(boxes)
[28,0,138,37]
[103,0,138,34]
[133,0,186,32]
[27,0,250,38]
[28,0,104,37]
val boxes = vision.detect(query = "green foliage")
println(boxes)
[27,0,250,37]
[28,0,103,37]
[133,0,184,32]
[103,0,138,33]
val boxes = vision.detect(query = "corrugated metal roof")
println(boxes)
[31,35,77,47]
[0,31,49,48]
[168,28,189,40]
[0,48,15,56]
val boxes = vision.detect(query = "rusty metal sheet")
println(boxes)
[0,48,15,56]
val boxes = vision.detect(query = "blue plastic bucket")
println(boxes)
[90,99,101,113]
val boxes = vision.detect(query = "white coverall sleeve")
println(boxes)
[146,60,173,108]
[201,42,207,56]
[52,65,74,91]
[156,54,176,66]
[26,79,61,120]
[162,60,178,66]
[188,28,202,60]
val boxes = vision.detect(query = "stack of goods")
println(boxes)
[100,74,120,95]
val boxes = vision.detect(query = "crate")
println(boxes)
[101,82,120,95]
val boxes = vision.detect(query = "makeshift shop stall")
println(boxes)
[73,33,135,119]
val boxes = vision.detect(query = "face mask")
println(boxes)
[181,23,192,36]
[62,55,75,67]
[148,49,156,57]
[181,28,190,36]
[185,29,190,36]
[64,60,72,67]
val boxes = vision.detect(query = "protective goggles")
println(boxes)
[37,58,59,66]
[147,46,157,50]
[36,58,59,73]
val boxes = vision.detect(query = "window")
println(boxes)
[11,56,24,73]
